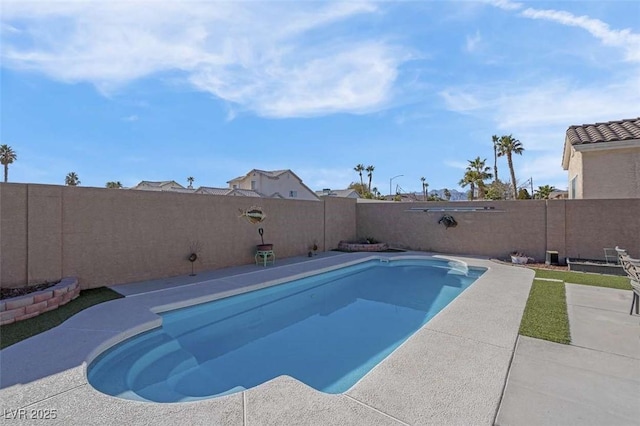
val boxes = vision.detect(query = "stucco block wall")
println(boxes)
[356,201,547,260]
[1,184,333,289]
[0,184,28,285]
[357,199,640,262]
[3,183,638,290]
[323,197,357,250]
[581,148,640,199]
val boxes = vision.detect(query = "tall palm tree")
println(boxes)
[0,144,17,183]
[534,185,557,199]
[354,164,365,190]
[420,177,426,200]
[187,176,195,188]
[491,135,500,183]
[105,181,123,188]
[365,165,374,192]
[467,157,493,199]
[65,172,80,186]
[497,135,524,199]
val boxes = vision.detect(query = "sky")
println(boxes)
[1,0,639,195]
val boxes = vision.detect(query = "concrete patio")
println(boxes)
[1,252,637,425]
[497,283,640,425]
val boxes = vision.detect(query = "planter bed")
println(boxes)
[566,259,626,276]
[0,278,80,325]
[337,241,389,252]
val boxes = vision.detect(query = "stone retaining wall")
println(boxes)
[0,278,79,326]
[338,241,389,252]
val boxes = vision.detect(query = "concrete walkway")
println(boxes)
[497,283,640,425]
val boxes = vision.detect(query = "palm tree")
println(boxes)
[0,144,17,183]
[354,164,365,191]
[365,165,374,192]
[534,185,557,199]
[105,181,123,188]
[459,170,477,201]
[443,188,451,201]
[491,135,500,183]
[467,157,493,199]
[65,172,80,186]
[497,135,525,199]
[420,177,426,200]
[187,176,195,189]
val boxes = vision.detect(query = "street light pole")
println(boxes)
[389,174,404,197]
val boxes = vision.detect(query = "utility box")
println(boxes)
[546,250,559,265]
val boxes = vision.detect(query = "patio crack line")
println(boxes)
[568,302,636,315]
[493,334,520,425]
[565,343,640,362]
[19,383,88,409]
[513,347,640,374]
[342,394,410,426]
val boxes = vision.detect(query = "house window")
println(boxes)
[251,180,256,190]
[232,184,238,189]
[569,176,577,199]
[289,190,297,198]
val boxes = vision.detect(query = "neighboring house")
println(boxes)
[315,188,361,198]
[549,190,569,199]
[227,169,319,201]
[130,181,195,193]
[562,117,640,199]
[195,187,263,197]
[383,193,419,202]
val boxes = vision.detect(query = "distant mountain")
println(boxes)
[432,188,467,201]
[408,189,468,201]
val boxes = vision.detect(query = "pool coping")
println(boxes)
[0,252,534,425]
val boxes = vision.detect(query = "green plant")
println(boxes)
[519,279,570,344]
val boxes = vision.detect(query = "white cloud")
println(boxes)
[521,8,640,62]
[518,154,567,190]
[1,1,407,118]
[297,167,354,191]
[440,76,640,149]
[122,115,138,122]
[484,0,523,12]
[465,31,482,53]
[444,160,468,170]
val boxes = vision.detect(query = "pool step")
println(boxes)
[126,340,197,393]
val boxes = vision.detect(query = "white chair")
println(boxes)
[616,247,640,315]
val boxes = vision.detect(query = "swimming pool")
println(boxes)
[88,258,485,403]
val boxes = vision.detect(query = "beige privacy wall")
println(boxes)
[357,199,640,262]
[1,183,638,290]
[0,183,355,289]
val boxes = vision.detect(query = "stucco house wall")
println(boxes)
[229,170,319,201]
[563,118,640,199]
[581,147,640,199]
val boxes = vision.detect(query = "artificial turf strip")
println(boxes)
[0,287,123,350]
[533,269,631,290]
[519,279,571,344]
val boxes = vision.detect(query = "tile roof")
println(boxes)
[566,117,640,145]
[196,187,265,197]
[227,169,290,183]
[195,187,231,195]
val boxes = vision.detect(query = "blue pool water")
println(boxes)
[88,258,485,402]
